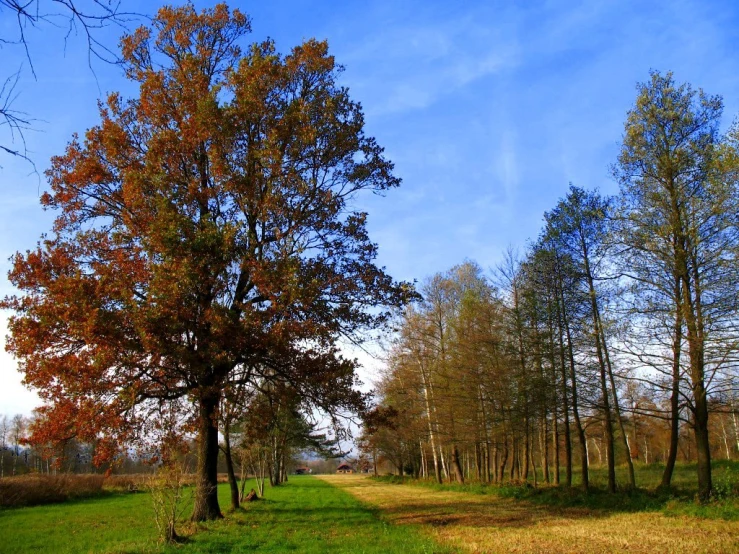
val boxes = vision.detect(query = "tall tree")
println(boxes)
[613,71,739,499]
[3,4,410,520]
[545,186,635,491]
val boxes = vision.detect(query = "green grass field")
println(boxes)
[0,475,449,553]
[2,463,738,553]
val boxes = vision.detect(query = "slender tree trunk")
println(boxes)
[221,420,240,511]
[492,441,499,483]
[478,386,491,483]
[581,241,616,493]
[555,307,572,486]
[499,433,508,482]
[530,435,538,488]
[421,364,442,483]
[662,281,682,488]
[192,391,223,521]
[721,417,731,460]
[557,261,588,491]
[688,255,712,500]
[238,454,249,502]
[439,445,449,480]
[540,417,550,483]
[486,441,492,483]
[523,416,530,481]
[598,309,635,489]
[552,407,560,485]
[451,444,464,483]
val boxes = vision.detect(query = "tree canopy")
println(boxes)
[3,3,412,520]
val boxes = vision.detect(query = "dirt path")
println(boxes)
[318,474,739,554]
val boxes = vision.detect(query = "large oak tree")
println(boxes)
[4,4,411,520]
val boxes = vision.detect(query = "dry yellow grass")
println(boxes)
[318,474,739,554]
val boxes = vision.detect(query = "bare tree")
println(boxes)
[0,415,9,477]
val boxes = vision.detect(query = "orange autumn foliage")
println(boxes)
[3,4,412,520]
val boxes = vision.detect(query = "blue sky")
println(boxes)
[2,0,739,415]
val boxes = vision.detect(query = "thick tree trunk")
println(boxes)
[693,385,713,500]
[192,391,223,521]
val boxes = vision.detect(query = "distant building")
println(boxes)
[336,463,354,474]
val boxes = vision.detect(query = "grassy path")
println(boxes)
[0,476,448,553]
[319,474,739,554]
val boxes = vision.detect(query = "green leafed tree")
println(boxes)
[613,70,739,499]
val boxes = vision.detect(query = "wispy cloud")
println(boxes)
[339,9,521,116]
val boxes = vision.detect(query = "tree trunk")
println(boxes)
[499,434,508,483]
[192,391,223,521]
[581,240,616,493]
[540,418,550,483]
[552,411,560,485]
[523,417,530,481]
[598,309,635,489]
[661,286,682,488]
[557,259,588,491]
[451,444,464,484]
[421,364,442,484]
[721,416,731,460]
[685,252,712,501]
[693,386,712,500]
[221,421,240,511]
[555,311,572,487]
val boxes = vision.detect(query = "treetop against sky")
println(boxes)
[2,0,739,416]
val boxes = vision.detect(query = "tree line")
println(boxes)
[360,72,739,500]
